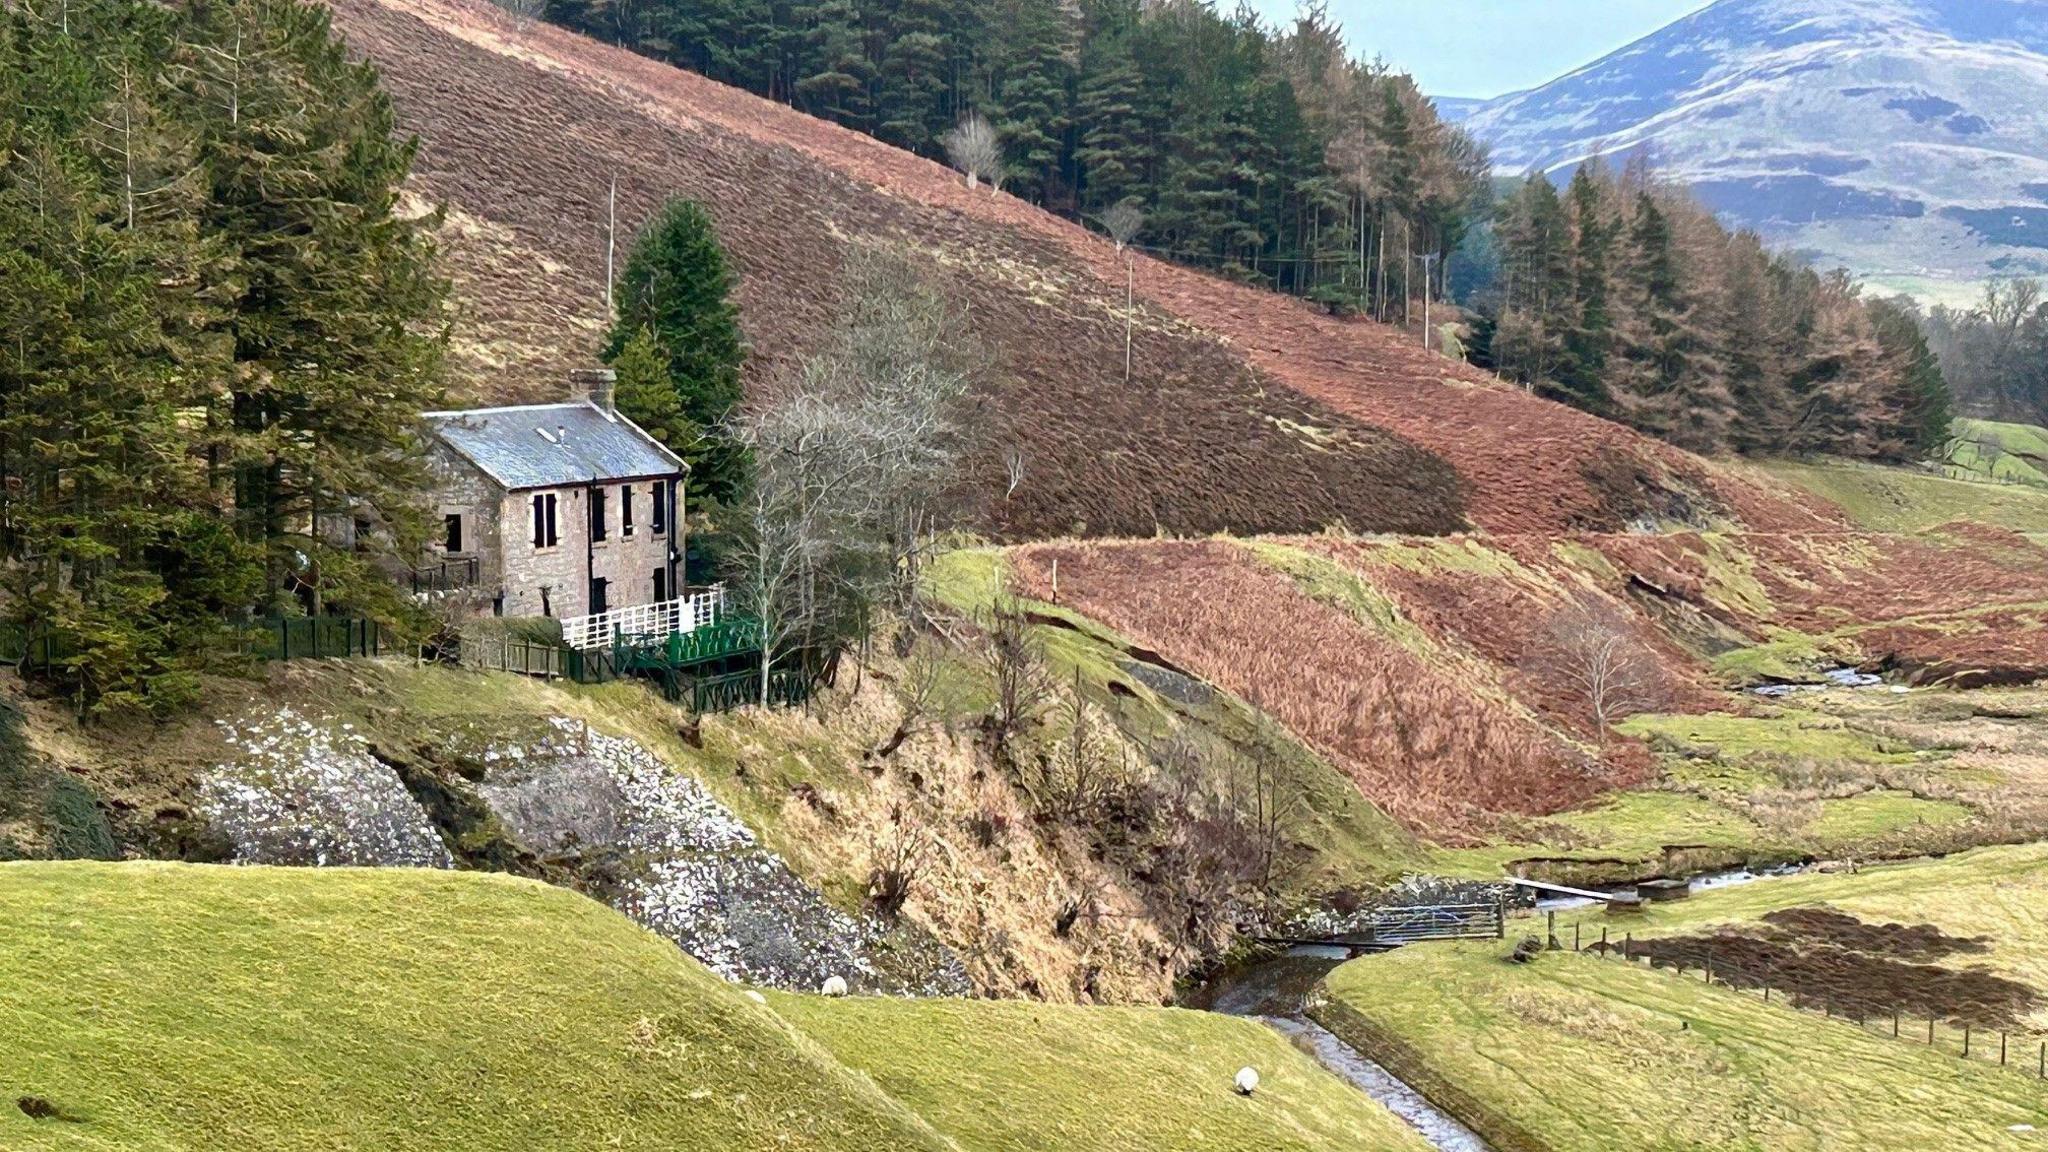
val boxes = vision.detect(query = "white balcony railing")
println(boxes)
[559,585,725,651]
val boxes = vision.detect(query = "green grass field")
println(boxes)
[1758,457,2048,533]
[1943,419,2048,488]
[1322,842,2048,1152]
[1321,938,2048,1152]
[773,994,1433,1152]
[0,862,1428,1152]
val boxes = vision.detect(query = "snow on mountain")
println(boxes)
[1457,0,2048,299]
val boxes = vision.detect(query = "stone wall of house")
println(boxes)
[425,442,503,601]
[592,477,679,613]
[495,477,681,620]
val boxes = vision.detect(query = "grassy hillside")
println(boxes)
[773,994,1433,1152]
[1757,457,2048,534]
[0,863,949,1152]
[1320,843,2048,1151]
[1943,419,2048,488]
[0,863,1431,1152]
[1320,939,2048,1152]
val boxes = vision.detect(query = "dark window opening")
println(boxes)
[531,493,558,548]
[651,480,668,534]
[622,485,635,537]
[590,576,609,616]
[444,513,463,553]
[653,567,668,602]
[591,487,608,543]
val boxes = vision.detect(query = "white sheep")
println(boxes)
[1234,1067,1260,1096]
[821,975,849,998]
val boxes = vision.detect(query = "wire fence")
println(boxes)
[1546,918,2048,1081]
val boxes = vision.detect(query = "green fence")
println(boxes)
[244,616,383,661]
[0,615,384,670]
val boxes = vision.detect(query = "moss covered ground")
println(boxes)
[0,862,1433,1152]
[1431,690,2038,884]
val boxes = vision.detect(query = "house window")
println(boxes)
[652,567,668,603]
[621,484,635,537]
[651,479,668,534]
[591,487,608,543]
[531,493,557,548]
[444,513,463,553]
[590,577,609,616]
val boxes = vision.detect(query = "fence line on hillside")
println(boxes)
[1543,917,2048,1081]
[0,616,383,672]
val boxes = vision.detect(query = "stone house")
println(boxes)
[420,369,686,622]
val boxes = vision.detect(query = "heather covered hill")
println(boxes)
[989,514,2048,835]
[331,0,1833,537]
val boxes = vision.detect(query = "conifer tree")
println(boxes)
[793,0,872,129]
[611,325,704,465]
[179,0,449,618]
[990,0,1072,205]
[605,198,749,503]
[874,0,953,151]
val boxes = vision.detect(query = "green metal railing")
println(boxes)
[614,615,763,671]
[689,667,812,713]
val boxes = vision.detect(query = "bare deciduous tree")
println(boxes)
[490,0,545,30]
[1099,202,1144,251]
[727,247,975,706]
[981,592,1050,758]
[1097,202,1145,381]
[943,114,1002,192]
[1541,598,1664,746]
[1002,445,1025,499]
[867,803,932,919]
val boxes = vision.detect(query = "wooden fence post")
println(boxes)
[1928,1018,1935,1045]
[1964,1026,1972,1058]
[2001,1032,2008,1066]
[1574,922,1581,952]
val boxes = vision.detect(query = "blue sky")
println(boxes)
[1244,0,1712,99]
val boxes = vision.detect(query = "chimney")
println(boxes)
[569,367,617,415]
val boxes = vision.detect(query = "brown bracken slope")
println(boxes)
[331,0,1840,539]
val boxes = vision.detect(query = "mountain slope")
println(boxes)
[332,0,1833,537]
[1461,0,2048,297]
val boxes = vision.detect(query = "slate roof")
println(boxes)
[423,402,686,491]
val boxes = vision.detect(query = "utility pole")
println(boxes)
[1412,252,1439,351]
[604,174,618,314]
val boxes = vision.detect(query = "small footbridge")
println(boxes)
[1268,879,1642,954]
[1263,902,1507,952]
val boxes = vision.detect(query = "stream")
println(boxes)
[1194,945,1492,1152]
[1196,863,1827,1150]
